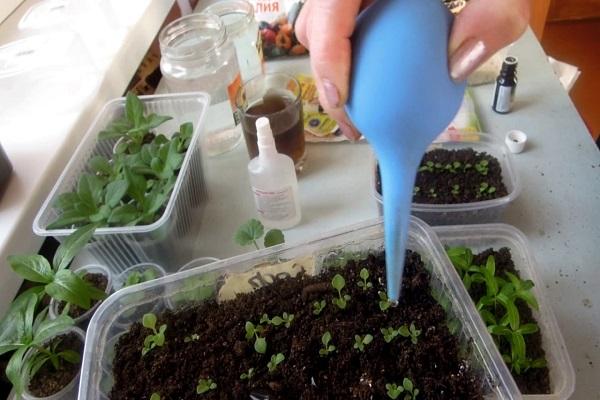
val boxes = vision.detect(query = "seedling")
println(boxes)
[267,353,285,373]
[124,268,158,287]
[386,378,419,399]
[240,367,255,380]
[312,300,326,315]
[0,293,78,396]
[427,188,437,199]
[8,224,107,310]
[150,393,161,400]
[451,184,460,195]
[234,218,284,250]
[475,159,489,175]
[245,321,267,354]
[196,378,217,394]
[142,313,167,356]
[378,291,393,312]
[418,161,434,172]
[413,186,420,195]
[184,333,200,342]
[353,334,373,352]
[400,323,421,345]
[319,331,336,357]
[260,312,294,328]
[477,182,496,197]
[331,274,351,310]
[381,327,400,343]
[357,268,373,291]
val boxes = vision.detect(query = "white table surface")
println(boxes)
[0,11,598,398]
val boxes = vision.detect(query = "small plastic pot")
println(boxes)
[49,264,113,327]
[166,257,220,310]
[21,327,86,400]
[113,262,166,291]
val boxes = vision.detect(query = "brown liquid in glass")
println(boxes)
[241,94,305,165]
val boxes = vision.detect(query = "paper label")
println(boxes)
[252,186,296,221]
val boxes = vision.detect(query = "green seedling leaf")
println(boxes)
[319,331,336,357]
[45,269,106,310]
[150,393,161,400]
[312,300,326,315]
[8,255,53,284]
[357,268,373,290]
[378,291,393,312]
[240,367,255,380]
[53,224,97,271]
[125,92,144,126]
[264,229,285,248]
[353,334,373,352]
[254,336,267,354]
[235,219,264,249]
[196,378,217,394]
[104,179,128,208]
[267,353,285,373]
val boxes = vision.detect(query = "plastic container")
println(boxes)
[113,262,166,291]
[22,327,86,400]
[434,223,575,399]
[48,264,113,327]
[373,132,521,225]
[33,92,210,273]
[79,217,521,399]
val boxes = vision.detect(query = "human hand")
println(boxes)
[295,0,530,140]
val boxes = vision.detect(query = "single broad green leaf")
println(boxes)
[485,255,496,277]
[144,192,169,217]
[254,336,267,354]
[497,293,520,330]
[0,289,43,350]
[47,209,90,230]
[331,274,346,291]
[104,179,129,208]
[89,205,111,223]
[78,174,103,207]
[32,315,74,346]
[530,358,547,368]
[143,313,157,330]
[6,346,27,395]
[108,204,140,225]
[179,122,194,141]
[403,378,413,392]
[154,134,169,145]
[23,292,38,342]
[145,113,172,130]
[53,224,97,271]
[516,290,539,311]
[58,349,80,364]
[88,156,112,175]
[115,140,129,155]
[55,192,80,212]
[488,325,512,336]
[234,219,264,247]
[98,117,130,140]
[8,255,54,283]
[363,334,373,344]
[510,332,527,361]
[45,269,106,309]
[125,92,144,126]
[124,167,147,204]
[518,323,539,335]
[165,140,184,172]
[264,229,285,248]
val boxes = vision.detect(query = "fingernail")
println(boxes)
[322,79,341,108]
[338,121,360,141]
[449,39,486,81]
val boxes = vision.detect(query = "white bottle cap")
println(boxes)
[256,117,275,148]
[505,130,527,154]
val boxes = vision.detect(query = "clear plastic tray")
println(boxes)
[79,216,521,399]
[434,223,575,399]
[33,92,210,273]
[374,132,521,225]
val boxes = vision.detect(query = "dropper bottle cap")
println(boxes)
[256,117,276,156]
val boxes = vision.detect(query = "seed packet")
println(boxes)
[435,90,482,142]
[250,0,308,59]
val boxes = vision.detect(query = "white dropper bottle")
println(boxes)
[248,117,301,229]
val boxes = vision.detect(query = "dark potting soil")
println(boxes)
[27,332,83,397]
[57,272,108,318]
[110,251,485,400]
[470,248,551,394]
[376,148,508,204]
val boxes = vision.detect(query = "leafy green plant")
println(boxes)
[260,312,294,328]
[418,161,434,173]
[319,331,336,357]
[240,367,255,380]
[48,93,195,229]
[245,321,267,354]
[353,334,373,352]
[312,300,326,315]
[8,224,106,310]
[402,323,421,345]
[267,353,285,373]
[150,393,161,400]
[378,291,393,312]
[234,219,285,250]
[386,378,419,399]
[381,327,400,343]
[477,182,496,198]
[331,274,351,310]
[196,377,217,394]
[357,268,373,291]
[142,313,166,356]
[0,293,78,396]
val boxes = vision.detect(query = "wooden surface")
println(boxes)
[549,0,600,21]
[541,18,600,140]
[531,0,551,38]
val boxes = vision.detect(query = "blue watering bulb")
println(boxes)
[346,0,466,302]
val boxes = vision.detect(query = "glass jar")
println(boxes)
[159,13,242,155]
[201,0,262,82]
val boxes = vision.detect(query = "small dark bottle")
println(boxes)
[492,56,518,114]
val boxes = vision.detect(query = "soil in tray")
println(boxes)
[471,248,551,394]
[376,148,508,204]
[110,251,485,400]
[57,272,108,318]
[28,332,83,397]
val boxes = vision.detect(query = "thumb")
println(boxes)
[448,0,530,81]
